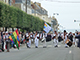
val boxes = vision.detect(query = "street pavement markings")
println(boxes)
[69,50,72,54]
[58,45,61,47]
[21,44,60,48]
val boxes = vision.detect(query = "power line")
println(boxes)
[40,0,80,3]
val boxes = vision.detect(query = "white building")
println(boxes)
[21,0,32,14]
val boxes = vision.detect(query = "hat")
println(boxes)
[6,31,8,33]
[64,30,66,32]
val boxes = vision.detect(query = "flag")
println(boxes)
[15,29,20,43]
[43,22,51,33]
[9,29,20,50]
[11,34,19,49]
[13,32,19,49]
[15,29,20,47]
[9,36,14,44]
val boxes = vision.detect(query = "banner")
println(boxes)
[43,22,51,33]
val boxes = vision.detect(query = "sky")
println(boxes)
[31,0,80,29]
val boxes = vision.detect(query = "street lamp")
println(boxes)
[53,13,59,16]
[74,20,80,22]
[53,13,59,32]
[51,19,53,33]
[51,19,57,33]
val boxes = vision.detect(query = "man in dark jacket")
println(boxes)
[68,32,73,42]
[75,32,80,48]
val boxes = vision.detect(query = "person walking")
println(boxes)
[28,32,33,48]
[0,32,2,52]
[5,31,10,52]
[62,30,68,48]
[73,33,77,47]
[25,32,30,48]
[41,31,47,48]
[75,32,80,48]
[35,32,39,48]
[2,32,5,51]
[53,31,58,47]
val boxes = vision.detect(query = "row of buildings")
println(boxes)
[0,0,59,31]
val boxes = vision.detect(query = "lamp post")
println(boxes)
[51,19,53,33]
[26,0,27,13]
[53,13,59,16]
[51,19,57,33]
[53,13,59,32]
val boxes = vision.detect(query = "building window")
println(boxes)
[27,0,31,6]
[23,5,26,12]
[21,3,23,11]
[32,9,34,13]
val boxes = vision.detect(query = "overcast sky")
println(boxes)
[31,0,80,29]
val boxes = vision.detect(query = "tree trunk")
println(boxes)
[5,27,7,32]
[12,28,14,31]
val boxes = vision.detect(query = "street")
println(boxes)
[0,41,80,60]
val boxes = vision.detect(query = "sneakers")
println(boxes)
[35,46,38,48]
[55,45,58,47]
[27,46,30,48]
[6,50,10,52]
[65,46,68,48]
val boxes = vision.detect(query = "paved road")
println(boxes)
[0,41,80,60]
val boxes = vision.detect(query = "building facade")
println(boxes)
[6,0,32,15]
[31,2,51,23]
[0,0,9,4]
[0,0,58,31]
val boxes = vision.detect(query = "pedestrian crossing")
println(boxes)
[30,45,61,48]
[18,41,77,49]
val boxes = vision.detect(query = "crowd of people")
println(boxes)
[0,30,80,52]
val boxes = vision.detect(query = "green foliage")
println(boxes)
[0,2,50,31]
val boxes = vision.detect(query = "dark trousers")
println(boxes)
[26,39,29,48]
[6,41,10,51]
[2,41,4,51]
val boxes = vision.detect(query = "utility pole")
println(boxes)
[22,0,27,13]
[51,19,53,33]
[26,0,27,13]
[53,13,59,32]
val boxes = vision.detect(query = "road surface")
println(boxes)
[0,41,80,60]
